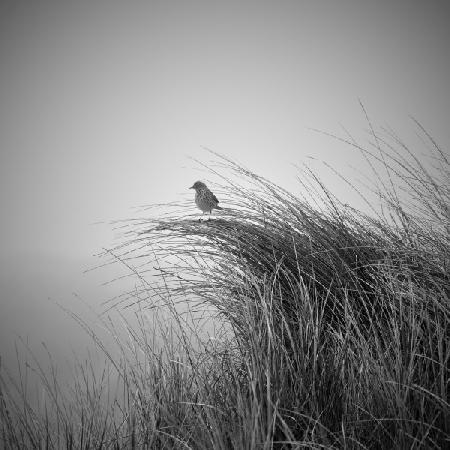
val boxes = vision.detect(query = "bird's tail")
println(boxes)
[215,205,223,210]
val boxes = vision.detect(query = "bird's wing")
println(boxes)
[212,194,219,204]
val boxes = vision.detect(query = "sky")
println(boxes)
[1,0,449,370]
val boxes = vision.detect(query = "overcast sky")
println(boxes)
[1,0,449,367]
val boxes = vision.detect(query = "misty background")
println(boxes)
[1,0,449,374]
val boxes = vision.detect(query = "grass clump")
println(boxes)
[1,117,449,449]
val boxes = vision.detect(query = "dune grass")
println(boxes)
[1,118,449,449]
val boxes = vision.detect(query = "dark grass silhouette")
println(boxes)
[1,117,449,449]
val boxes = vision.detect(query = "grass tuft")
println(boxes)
[1,118,449,449]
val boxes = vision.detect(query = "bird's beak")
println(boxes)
[189,185,194,189]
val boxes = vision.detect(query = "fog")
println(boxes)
[1,0,449,382]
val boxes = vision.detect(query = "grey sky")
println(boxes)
[1,0,449,364]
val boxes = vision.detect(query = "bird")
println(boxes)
[189,181,222,220]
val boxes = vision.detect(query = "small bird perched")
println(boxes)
[190,181,222,219]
